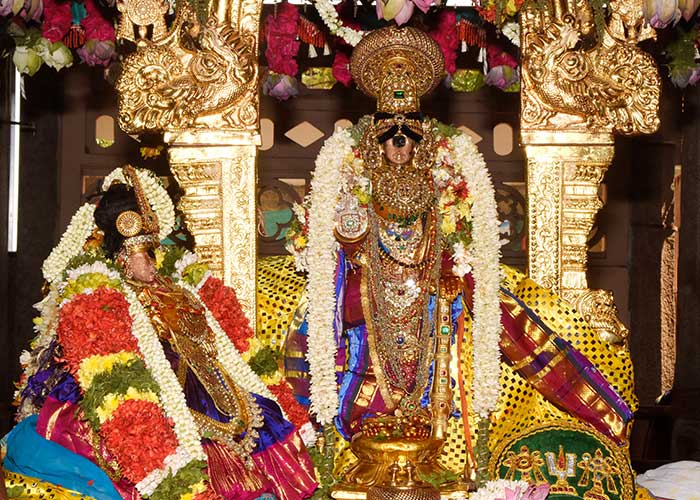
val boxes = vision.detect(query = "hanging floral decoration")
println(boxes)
[263,1,301,101]
[299,14,328,57]
[429,10,459,76]
[3,0,115,75]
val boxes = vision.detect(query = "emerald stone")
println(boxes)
[440,325,450,334]
[394,90,405,99]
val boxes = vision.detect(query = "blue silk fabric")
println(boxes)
[3,416,122,500]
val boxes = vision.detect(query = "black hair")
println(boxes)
[93,184,139,258]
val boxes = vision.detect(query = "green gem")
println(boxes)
[440,325,450,334]
[394,90,405,99]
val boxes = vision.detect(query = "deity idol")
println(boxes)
[284,27,638,495]
[1,166,316,500]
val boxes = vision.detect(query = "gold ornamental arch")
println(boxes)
[114,0,660,339]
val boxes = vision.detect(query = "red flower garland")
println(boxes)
[41,0,72,43]
[198,277,254,353]
[57,287,139,372]
[264,2,300,76]
[100,399,178,483]
[268,381,310,429]
[430,10,458,75]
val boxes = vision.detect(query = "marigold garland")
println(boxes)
[100,399,179,483]
[57,287,138,371]
[198,277,255,353]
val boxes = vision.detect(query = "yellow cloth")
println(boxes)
[3,469,96,500]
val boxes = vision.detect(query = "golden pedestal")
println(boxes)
[331,433,468,500]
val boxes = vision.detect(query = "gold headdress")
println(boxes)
[350,26,444,115]
[351,27,444,167]
[113,165,161,263]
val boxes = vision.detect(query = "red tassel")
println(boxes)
[63,23,86,49]
[298,15,326,48]
[457,19,486,48]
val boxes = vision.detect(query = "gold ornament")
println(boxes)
[350,27,444,114]
[116,210,144,237]
[116,0,169,43]
[520,0,660,134]
[115,3,259,134]
[123,165,160,236]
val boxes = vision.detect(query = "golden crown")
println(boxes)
[350,27,445,114]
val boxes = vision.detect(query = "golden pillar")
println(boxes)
[166,133,259,316]
[114,0,263,321]
[520,0,660,343]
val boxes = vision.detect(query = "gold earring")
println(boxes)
[116,211,143,237]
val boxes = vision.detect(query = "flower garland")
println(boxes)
[313,0,364,46]
[168,249,312,434]
[303,130,352,425]
[290,120,502,425]
[42,203,96,283]
[436,131,502,417]
[50,264,206,497]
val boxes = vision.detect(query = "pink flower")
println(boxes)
[429,10,458,75]
[76,39,115,66]
[486,65,519,89]
[487,44,518,69]
[82,0,115,41]
[41,0,72,43]
[263,73,299,101]
[332,51,352,87]
[679,0,700,20]
[644,0,681,28]
[264,2,300,76]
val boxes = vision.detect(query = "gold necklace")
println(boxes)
[362,204,442,408]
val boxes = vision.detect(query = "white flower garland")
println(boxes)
[42,203,96,283]
[446,132,502,417]
[102,167,175,241]
[305,130,351,425]
[304,127,502,425]
[313,0,364,46]
[122,285,207,465]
